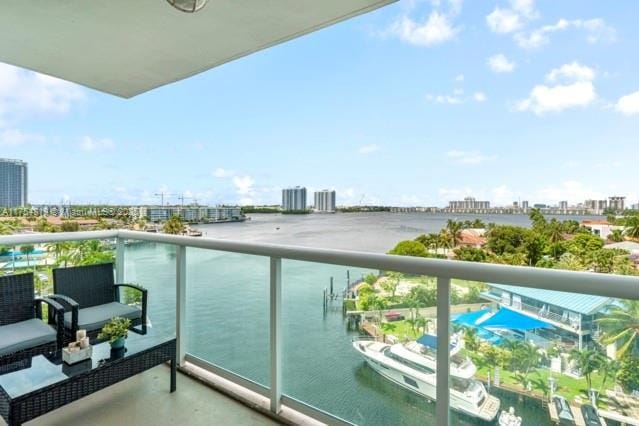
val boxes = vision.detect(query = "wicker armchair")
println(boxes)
[0,273,65,365]
[51,263,147,343]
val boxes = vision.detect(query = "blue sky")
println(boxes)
[1,0,638,207]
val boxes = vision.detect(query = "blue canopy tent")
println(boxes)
[452,308,490,327]
[479,307,553,331]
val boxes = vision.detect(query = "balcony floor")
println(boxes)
[6,365,279,426]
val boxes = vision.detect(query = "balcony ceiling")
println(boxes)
[0,0,395,98]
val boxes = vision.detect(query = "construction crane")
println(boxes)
[177,195,198,207]
[154,192,174,206]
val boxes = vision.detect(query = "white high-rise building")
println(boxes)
[0,158,28,207]
[609,196,626,212]
[282,187,307,211]
[314,190,336,213]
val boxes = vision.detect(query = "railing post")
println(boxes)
[436,276,451,426]
[115,237,125,283]
[270,257,282,413]
[176,245,187,367]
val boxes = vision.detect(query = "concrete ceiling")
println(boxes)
[0,0,395,98]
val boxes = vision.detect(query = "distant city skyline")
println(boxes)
[1,1,638,207]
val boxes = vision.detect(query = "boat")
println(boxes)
[352,336,500,422]
[499,407,522,426]
[402,334,477,379]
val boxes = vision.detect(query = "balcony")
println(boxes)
[1,229,639,426]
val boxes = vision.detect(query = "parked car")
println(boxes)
[384,311,404,322]
[553,396,575,425]
[581,404,600,426]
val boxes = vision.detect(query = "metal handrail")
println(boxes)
[1,229,638,300]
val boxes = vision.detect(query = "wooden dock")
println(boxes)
[571,404,586,426]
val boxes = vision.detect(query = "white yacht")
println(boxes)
[352,337,500,422]
[402,334,477,379]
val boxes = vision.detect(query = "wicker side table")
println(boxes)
[0,334,176,426]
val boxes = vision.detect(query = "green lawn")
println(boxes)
[381,320,424,339]
[471,353,614,407]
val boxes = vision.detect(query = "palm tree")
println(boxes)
[405,317,417,336]
[446,220,463,248]
[20,244,35,269]
[415,316,432,335]
[609,229,625,243]
[163,215,185,235]
[0,221,16,235]
[569,349,602,391]
[463,327,480,352]
[517,342,541,380]
[625,216,639,240]
[597,300,639,358]
[548,221,564,259]
[599,357,621,394]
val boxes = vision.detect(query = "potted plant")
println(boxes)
[98,317,132,350]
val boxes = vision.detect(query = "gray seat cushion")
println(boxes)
[64,302,141,332]
[0,319,57,357]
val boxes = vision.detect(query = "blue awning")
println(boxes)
[453,308,490,327]
[479,308,553,331]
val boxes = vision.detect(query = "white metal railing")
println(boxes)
[2,229,639,426]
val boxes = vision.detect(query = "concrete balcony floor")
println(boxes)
[5,365,279,426]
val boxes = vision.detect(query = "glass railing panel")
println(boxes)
[123,240,176,338]
[282,262,448,425]
[184,247,269,387]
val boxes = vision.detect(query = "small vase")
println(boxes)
[110,336,126,350]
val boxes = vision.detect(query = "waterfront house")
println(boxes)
[481,284,614,351]
[581,220,623,240]
[458,229,487,248]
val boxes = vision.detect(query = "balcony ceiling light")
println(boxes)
[167,0,207,13]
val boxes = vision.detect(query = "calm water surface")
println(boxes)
[124,213,599,425]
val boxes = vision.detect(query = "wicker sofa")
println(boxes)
[0,273,64,368]
[50,263,147,343]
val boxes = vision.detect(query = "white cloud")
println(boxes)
[0,128,45,146]
[384,0,462,47]
[390,11,459,46]
[615,90,639,116]
[487,54,516,73]
[213,168,234,178]
[358,144,380,154]
[487,8,524,34]
[515,18,615,49]
[474,92,487,102]
[546,61,595,82]
[486,0,537,34]
[80,136,115,152]
[492,185,515,205]
[426,89,486,105]
[454,74,465,82]
[233,176,255,205]
[535,181,605,204]
[593,160,623,169]
[427,93,463,104]
[517,62,596,115]
[0,63,84,123]
[446,150,495,165]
